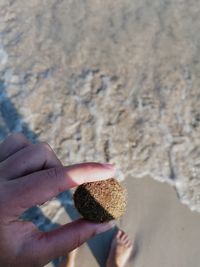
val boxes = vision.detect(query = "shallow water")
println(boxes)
[1,0,200,214]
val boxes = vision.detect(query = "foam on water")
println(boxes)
[1,0,200,217]
[0,44,8,65]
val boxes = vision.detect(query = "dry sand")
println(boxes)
[46,176,200,267]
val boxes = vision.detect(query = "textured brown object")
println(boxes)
[74,178,127,223]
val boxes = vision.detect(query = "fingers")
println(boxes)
[6,163,115,216]
[0,142,62,180]
[0,133,30,162]
[36,219,115,265]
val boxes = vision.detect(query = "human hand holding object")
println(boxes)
[0,133,115,267]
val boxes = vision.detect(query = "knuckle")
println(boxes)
[34,142,61,167]
[38,142,51,152]
[46,167,58,179]
[11,133,29,145]
[46,167,65,194]
[74,233,82,248]
[41,142,52,151]
[38,142,54,156]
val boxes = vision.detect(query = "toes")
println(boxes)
[118,231,128,242]
[116,230,126,245]
[116,230,133,248]
[117,230,126,240]
[121,233,128,242]
[126,240,133,249]
[125,241,130,248]
[123,236,129,244]
[117,230,123,239]
[123,236,131,247]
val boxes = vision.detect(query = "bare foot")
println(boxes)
[106,230,133,267]
[58,249,77,267]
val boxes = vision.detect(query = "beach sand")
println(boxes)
[1,1,200,266]
[46,176,200,267]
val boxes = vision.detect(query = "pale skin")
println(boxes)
[60,230,133,267]
[106,230,133,267]
[0,133,115,267]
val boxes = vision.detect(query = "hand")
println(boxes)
[0,133,115,267]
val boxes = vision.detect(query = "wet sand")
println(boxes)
[124,177,200,266]
[1,1,200,266]
[46,176,200,267]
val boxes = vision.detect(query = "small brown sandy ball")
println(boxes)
[74,178,127,223]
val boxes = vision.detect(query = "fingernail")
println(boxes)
[95,221,116,234]
[101,163,115,169]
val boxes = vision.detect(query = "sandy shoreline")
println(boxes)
[125,177,200,266]
[46,176,200,267]
[1,1,200,266]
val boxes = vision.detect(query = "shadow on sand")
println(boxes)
[0,84,116,267]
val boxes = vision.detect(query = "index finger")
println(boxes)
[5,162,115,217]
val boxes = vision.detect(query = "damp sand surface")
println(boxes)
[46,177,200,267]
[1,1,200,266]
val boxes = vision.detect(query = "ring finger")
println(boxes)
[0,133,31,162]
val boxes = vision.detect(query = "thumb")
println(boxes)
[37,219,115,265]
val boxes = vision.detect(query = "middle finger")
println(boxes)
[0,142,61,180]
